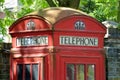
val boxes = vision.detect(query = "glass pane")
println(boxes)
[66,64,75,80]
[32,64,38,80]
[76,64,85,80]
[25,64,30,80]
[66,64,74,80]
[88,65,95,80]
[17,64,23,80]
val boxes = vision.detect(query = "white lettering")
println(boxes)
[17,36,48,46]
[60,36,98,46]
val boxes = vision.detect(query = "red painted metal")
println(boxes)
[12,58,43,80]
[9,7,106,80]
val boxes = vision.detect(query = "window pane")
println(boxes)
[32,64,38,80]
[17,64,23,80]
[88,65,95,80]
[76,64,85,80]
[25,64,30,80]
[66,64,74,80]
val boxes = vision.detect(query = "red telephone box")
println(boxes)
[9,7,106,80]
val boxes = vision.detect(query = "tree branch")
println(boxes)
[57,0,80,9]
[69,0,80,9]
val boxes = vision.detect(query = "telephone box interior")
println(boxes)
[9,7,106,80]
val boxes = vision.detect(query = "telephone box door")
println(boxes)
[57,56,102,80]
[12,58,43,80]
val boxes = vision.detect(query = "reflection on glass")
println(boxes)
[25,64,30,80]
[66,64,74,80]
[66,64,95,80]
[16,63,40,80]
[76,65,85,80]
[32,64,38,80]
[88,65,95,80]
[66,64,85,80]
[17,64,23,80]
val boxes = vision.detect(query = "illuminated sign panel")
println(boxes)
[17,36,48,46]
[17,36,98,47]
[60,36,98,46]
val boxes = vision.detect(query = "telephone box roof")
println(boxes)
[27,7,88,24]
[9,7,106,33]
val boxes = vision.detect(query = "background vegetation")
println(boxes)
[0,0,120,42]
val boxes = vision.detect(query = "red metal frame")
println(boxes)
[55,50,105,80]
[59,57,100,80]
[9,11,106,80]
[12,58,43,80]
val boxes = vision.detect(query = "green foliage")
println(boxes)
[0,0,4,7]
[0,0,49,42]
[117,23,120,30]
[80,0,96,13]
[0,0,119,42]
[95,0,118,22]
[17,0,49,18]
[80,0,118,22]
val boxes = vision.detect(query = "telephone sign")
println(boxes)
[17,36,48,46]
[60,36,98,46]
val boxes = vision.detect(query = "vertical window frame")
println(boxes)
[66,64,96,80]
[13,58,43,80]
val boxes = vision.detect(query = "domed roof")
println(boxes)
[28,7,88,24]
[9,7,106,36]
